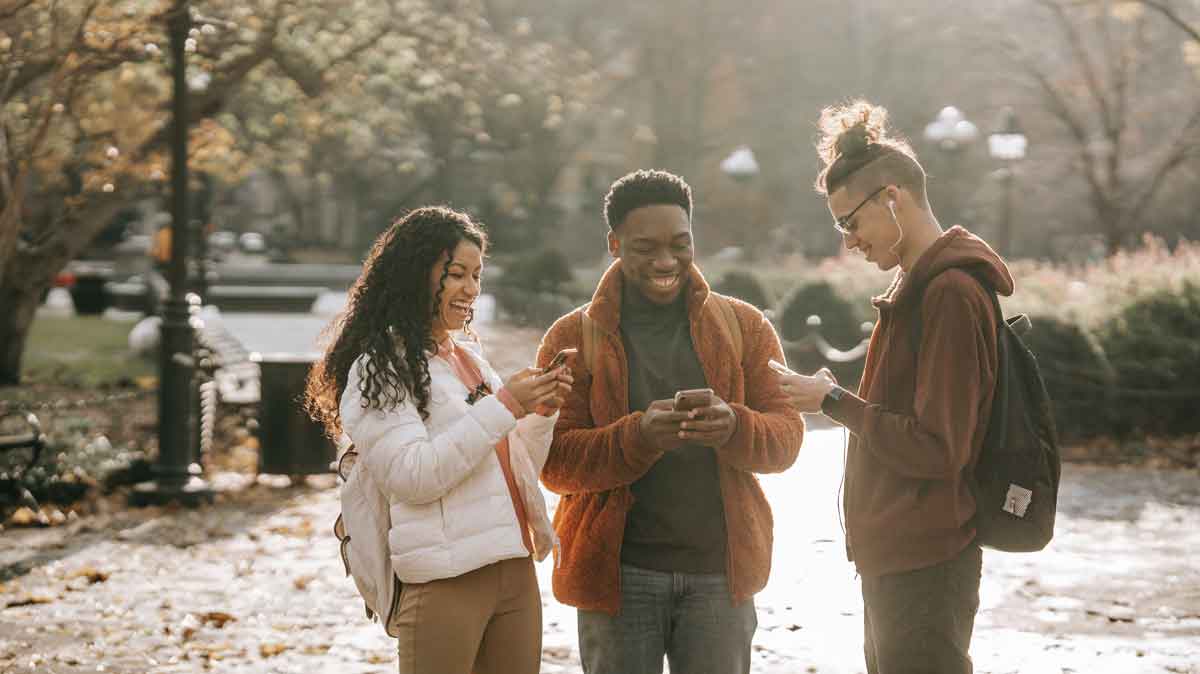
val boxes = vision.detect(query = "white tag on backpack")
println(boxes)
[1003,484,1033,518]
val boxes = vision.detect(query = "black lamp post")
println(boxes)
[987,107,1027,256]
[131,0,212,506]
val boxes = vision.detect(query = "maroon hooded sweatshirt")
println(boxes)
[824,226,1014,577]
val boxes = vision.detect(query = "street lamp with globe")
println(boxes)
[987,106,1027,255]
[923,106,979,226]
[720,145,760,182]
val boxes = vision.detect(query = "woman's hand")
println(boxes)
[504,367,573,415]
[534,365,574,417]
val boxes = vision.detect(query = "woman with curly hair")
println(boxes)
[305,206,571,674]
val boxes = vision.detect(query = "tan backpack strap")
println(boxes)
[580,306,600,376]
[709,295,743,364]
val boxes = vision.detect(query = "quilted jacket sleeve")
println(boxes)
[340,357,518,505]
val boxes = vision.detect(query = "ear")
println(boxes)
[885,184,903,208]
[606,229,621,258]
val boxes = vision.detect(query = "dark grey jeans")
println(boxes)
[577,563,757,674]
[861,543,983,674]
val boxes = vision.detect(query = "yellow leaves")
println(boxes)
[4,591,57,608]
[271,112,289,127]
[197,611,237,628]
[259,643,289,658]
[1185,42,1200,74]
[1110,2,1145,23]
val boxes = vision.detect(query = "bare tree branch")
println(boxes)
[1037,0,1116,141]
[0,0,36,23]
[1125,105,1200,219]
[1138,0,1200,43]
[1024,57,1110,211]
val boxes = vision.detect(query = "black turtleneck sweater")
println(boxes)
[619,284,728,574]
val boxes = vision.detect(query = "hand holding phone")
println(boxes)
[673,388,714,412]
[548,347,577,371]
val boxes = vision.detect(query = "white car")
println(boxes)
[238,232,266,253]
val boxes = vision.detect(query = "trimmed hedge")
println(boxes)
[1022,315,1116,443]
[713,270,771,310]
[492,247,580,328]
[1097,282,1200,437]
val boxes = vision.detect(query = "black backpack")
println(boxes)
[915,270,1061,552]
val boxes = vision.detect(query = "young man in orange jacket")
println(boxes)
[536,169,806,674]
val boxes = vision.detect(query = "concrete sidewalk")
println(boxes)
[1,428,1197,673]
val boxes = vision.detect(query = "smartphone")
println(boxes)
[673,388,714,412]
[548,347,577,371]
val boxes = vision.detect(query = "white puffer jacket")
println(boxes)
[339,338,558,586]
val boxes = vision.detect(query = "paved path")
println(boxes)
[1,429,1197,673]
[2,323,1197,673]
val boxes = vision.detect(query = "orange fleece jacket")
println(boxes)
[535,261,805,614]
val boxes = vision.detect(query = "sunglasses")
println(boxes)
[833,185,888,236]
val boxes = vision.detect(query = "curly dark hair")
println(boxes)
[814,99,926,202]
[304,206,487,438]
[603,169,693,230]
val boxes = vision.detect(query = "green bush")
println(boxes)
[497,247,574,294]
[1022,315,1116,442]
[713,270,771,310]
[492,286,579,329]
[1098,282,1200,436]
[491,247,581,329]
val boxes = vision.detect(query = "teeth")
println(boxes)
[652,276,677,288]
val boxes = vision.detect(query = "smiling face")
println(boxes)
[828,184,904,271]
[607,203,694,305]
[429,239,484,340]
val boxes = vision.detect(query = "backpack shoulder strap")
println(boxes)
[579,304,601,376]
[708,294,744,363]
[911,268,1000,350]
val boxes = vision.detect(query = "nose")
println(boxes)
[653,249,676,270]
[843,231,861,251]
[464,275,481,298]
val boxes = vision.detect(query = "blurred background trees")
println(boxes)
[1,0,1199,400]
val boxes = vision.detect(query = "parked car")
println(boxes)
[239,232,266,254]
[208,230,237,257]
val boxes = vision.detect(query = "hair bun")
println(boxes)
[835,120,874,158]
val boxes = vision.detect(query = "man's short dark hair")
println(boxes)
[603,169,693,230]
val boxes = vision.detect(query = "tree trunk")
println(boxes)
[0,195,129,384]
[0,274,47,386]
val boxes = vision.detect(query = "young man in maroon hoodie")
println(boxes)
[778,101,1015,674]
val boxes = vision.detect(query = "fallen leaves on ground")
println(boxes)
[259,643,289,658]
[267,518,314,538]
[5,592,57,608]
[198,611,236,628]
[67,567,110,584]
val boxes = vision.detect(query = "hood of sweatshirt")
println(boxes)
[873,225,1014,313]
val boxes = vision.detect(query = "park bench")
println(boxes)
[0,412,45,510]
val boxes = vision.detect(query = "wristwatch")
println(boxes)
[821,385,848,414]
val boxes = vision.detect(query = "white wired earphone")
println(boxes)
[887,197,905,257]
